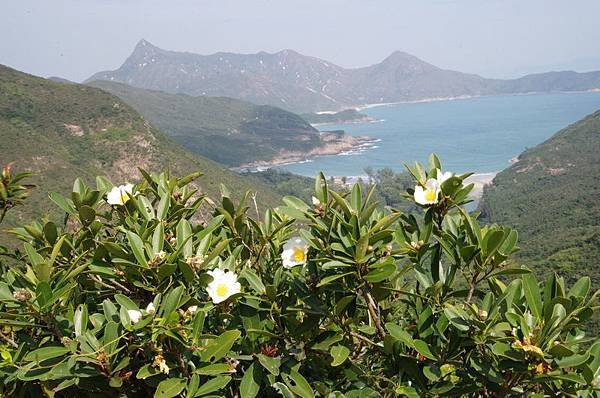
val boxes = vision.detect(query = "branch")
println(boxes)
[362,287,386,339]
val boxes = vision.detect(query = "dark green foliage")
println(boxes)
[0,158,598,396]
[87,81,321,166]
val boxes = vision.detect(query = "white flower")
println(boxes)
[436,169,454,185]
[311,196,321,206]
[154,357,169,374]
[145,302,156,315]
[414,179,440,205]
[127,309,142,323]
[206,269,241,304]
[281,237,308,268]
[106,183,134,205]
[187,305,198,315]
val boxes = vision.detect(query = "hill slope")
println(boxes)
[87,40,600,112]
[0,65,281,227]
[87,81,344,167]
[479,110,600,285]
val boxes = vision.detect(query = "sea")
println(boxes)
[276,91,600,177]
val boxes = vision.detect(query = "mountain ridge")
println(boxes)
[86,39,600,112]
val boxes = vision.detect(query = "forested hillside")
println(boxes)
[479,110,600,286]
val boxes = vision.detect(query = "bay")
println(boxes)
[278,92,600,176]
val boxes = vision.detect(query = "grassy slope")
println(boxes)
[87,80,320,166]
[0,65,281,229]
[479,110,600,286]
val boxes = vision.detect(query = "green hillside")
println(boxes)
[0,65,281,229]
[87,80,321,166]
[479,110,600,286]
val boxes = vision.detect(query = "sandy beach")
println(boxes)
[465,172,497,198]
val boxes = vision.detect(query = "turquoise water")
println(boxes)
[278,92,600,176]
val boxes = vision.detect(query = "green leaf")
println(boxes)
[413,339,437,360]
[350,183,362,211]
[484,230,505,256]
[256,353,280,376]
[152,223,165,254]
[428,153,442,170]
[136,364,160,380]
[157,193,170,220]
[283,370,314,398]
[568,277,591,299]
[282,196,310,212]
[385,323,414,346]
[137,195,156,220]
[115,294,139,311]
[239,268,266,295]
[192,310,206,345]
[195,363,233,375]
[177,219,193,257]
[314,172,328,203]
[355,234,369,263]
[240,362,261,398]
[154,378,186,398]
[200,330,241,362]
[489,267,531,278]
[126,231,148,267]
[364,261,396,283]
[316,272,354,288]
[555,353,590,368]
[193,375,231,396]
[443,306,470,332]
[35,282,52,308]
[78,205,95,226]
[522,273,543,319]
[48,192,76,216]
[24,346,70,362]
[160,286,184,318]
[74,304,89,337]
[330,345,350,366]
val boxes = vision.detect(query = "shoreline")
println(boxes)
[348,89,600,112]
[310,117,385,128]
[354,95,478,111]
[232,135,380,172]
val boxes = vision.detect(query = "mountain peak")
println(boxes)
[132,39,162,55]
[382,50,430,65]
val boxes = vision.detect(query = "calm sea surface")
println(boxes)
[278,92,600,176]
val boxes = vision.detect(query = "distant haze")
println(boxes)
[2,0,600,82]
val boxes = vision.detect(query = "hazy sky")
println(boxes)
[2,0,600,82]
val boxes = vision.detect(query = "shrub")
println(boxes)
[0,155,598,397]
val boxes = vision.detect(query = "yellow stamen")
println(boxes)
[424,189,436,202]
[293,247,306,263]
[216,284,229,297]
[120,192,130,203]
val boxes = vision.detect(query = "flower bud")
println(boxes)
[13,289,31,302]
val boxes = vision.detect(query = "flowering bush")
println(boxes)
[0,155,598,397]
